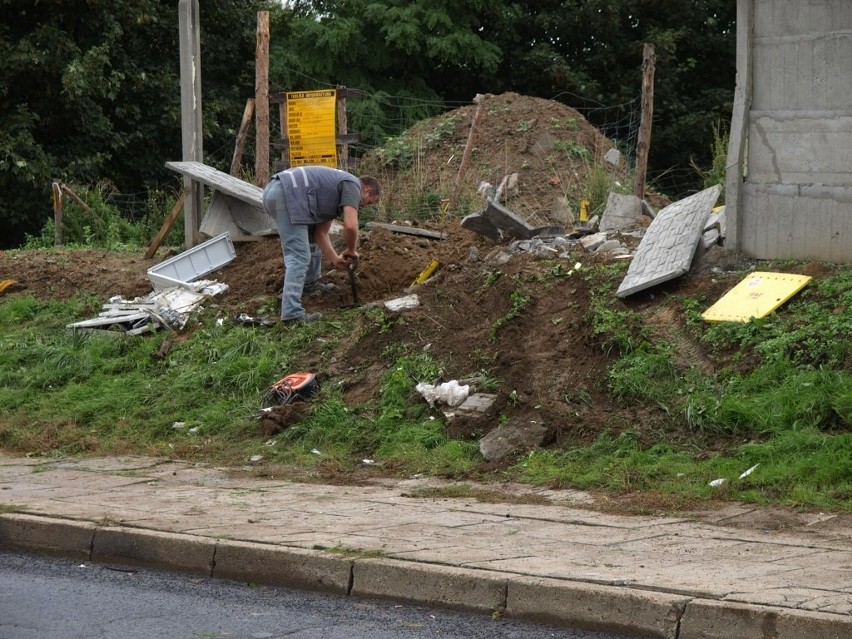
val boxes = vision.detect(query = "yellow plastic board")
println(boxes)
[701,272,812,323]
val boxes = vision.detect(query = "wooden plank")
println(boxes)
[230,98,255,176]
[52,180,63,247]
[453,94,485,202]
[366,222,446,240]
[633,43,655,201]
[145,191,187,259]
[165,162,263,207]
[337,89,349,168]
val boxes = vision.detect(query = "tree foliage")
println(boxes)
[479,0,738,196]
[0,0,267,248]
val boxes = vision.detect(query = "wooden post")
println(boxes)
[178,0,203,248]
[52,180,63,247]
[453,94,485,203]
[230,98,255,176]
[278,99,288,166]
[633,43,656,201]
[337,87,348,169]
[255,11,270,186]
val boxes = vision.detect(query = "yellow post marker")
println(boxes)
[412,259,439,286]
[579,199,590,223]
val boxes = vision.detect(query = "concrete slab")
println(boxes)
[616,185,721,298]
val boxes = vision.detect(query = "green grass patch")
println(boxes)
[2,259,850,512]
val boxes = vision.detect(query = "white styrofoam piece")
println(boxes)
[147,232,235,291]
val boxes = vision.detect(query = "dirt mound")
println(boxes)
[360,92,634,226]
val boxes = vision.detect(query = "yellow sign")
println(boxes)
[287,89,337,167]
[701,272,812,323]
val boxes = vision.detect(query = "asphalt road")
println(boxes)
[0,549,632,639]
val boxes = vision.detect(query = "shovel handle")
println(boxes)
[348,260,361,305]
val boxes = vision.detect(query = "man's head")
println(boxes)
[359,176,382,206]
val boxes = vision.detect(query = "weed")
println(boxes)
[553,139,592,161]
[489,286,531,340]
[481,270,502,290]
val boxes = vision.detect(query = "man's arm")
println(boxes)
[340,205,359,261]
[313,217,357,272]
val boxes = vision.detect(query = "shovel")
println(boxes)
[347,258,361,307]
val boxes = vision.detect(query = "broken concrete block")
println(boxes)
[479,415,551,463]
[550,196,576,228]
[528,225,565,238]
[454,393,496,415]
[461,212,502,239]
[481,199,536,239]
[600,192,644,232]
[484,249,512,266]
[702,206,726,249]
[594,239,623,254]
[580,232,608,252]
[604,148,622,166]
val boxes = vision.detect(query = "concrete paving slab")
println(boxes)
[616,185,721,298]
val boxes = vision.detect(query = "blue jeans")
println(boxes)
[262,178,322,320]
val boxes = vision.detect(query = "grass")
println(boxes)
[1,261,851,512]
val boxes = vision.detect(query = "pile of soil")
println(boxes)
[359,92,636,226]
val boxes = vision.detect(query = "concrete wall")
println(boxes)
[727,0,852,262]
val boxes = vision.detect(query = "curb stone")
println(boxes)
[351,558,507,613]
[506,575,688,639]
[678,599,851,639]
[4,513,850,639]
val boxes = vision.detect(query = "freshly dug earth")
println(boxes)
[0,223,753,450]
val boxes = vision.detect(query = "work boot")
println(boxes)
[304,280,336,296]
[282,311,323,324]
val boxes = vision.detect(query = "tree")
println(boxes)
[481,0,738,197]
[269,0,520,148]
[0,0,271,248]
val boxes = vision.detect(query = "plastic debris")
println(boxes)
[416,380,470,408]
[739,464,759,479]
[311,448,322,455]
[249,455,263,463]
[709,478,726,487]
[384,294,420,312]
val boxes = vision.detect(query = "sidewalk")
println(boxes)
[0,453,849,639]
